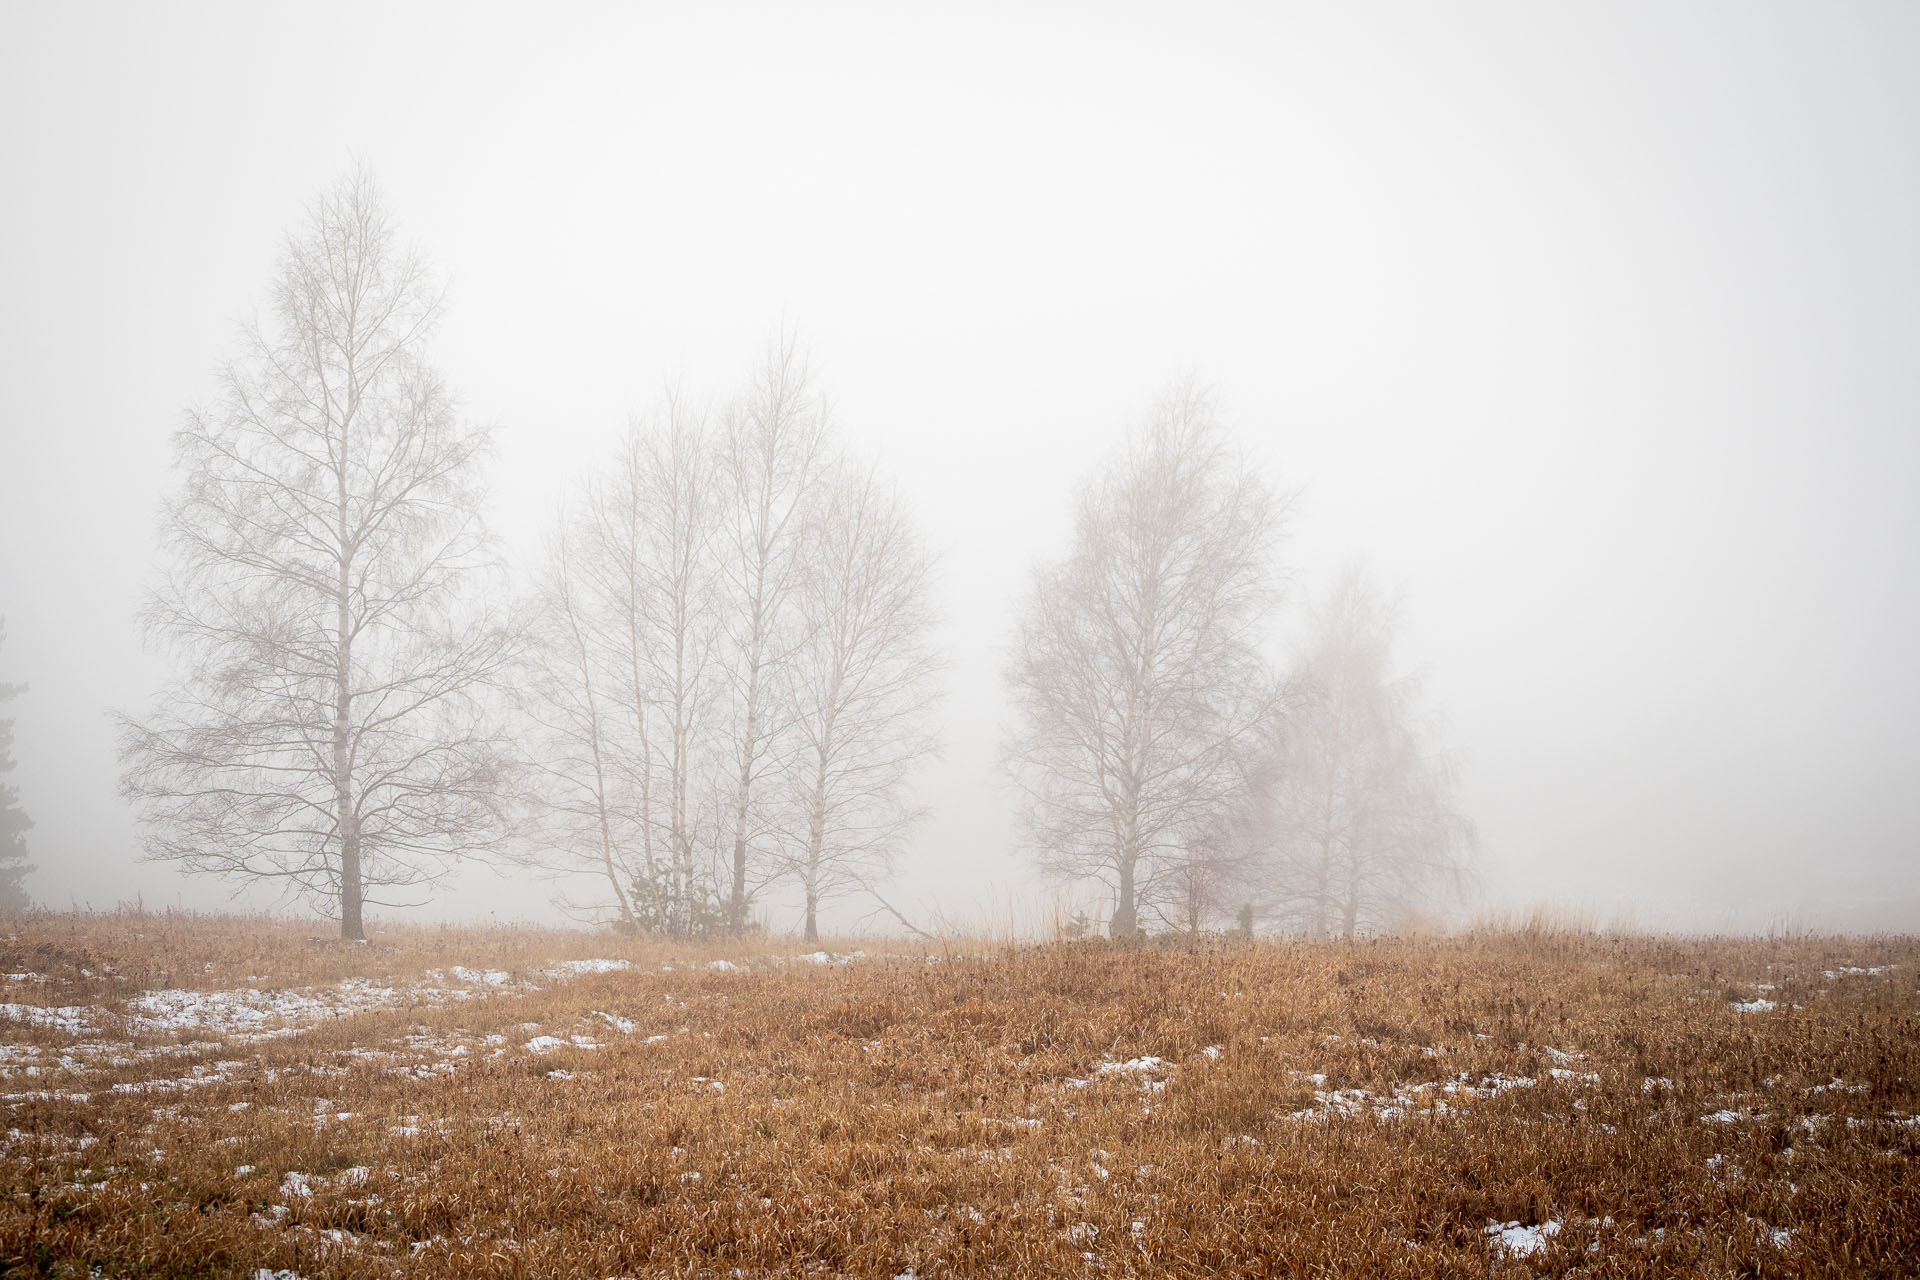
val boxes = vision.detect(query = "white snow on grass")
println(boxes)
[525,1036,566,1054]
[1286,1070,1542,1123]
[1455,1072,1537,1096]
[1052,1054,1176,1093]
[1486,1219,1561,1256]
[1730,998,1777,1013]
[1824,965,1893,979]
[109,1058,249,1094]
[1702,1108,1762,1125]
[542,959,630,979]
[87,958,642,1044]
[0,1089,91,1103]
[129,981,404,1034]
[0,1003,101,1034]
[1807,1077,1867,1095]
[280,1171,314,1198]
[448,966,510,986]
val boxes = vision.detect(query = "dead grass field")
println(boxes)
[0,914,1915,1278]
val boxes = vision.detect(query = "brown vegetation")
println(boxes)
[1,915,1914,1277]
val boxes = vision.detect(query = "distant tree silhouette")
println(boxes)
[1231,565,1477,937]
[0,620,33,912]
[1005,383,1287,938]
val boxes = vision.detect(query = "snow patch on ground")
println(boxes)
[1824,965,1893,979]
[1549,1067,1602,1084]
[1702,1108,1764,1125]
[542,959,630,979]
[1486,1219,1561,1256]
[448,966,510,986]
[0,957,644,1050]
[1287,1070,1540,1123]
[0,1003,100,1034]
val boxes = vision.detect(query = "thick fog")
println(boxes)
[2,2,1915,934]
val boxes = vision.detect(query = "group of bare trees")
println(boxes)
[525,346,937,940]
[1004,385,1284,937]
[1004,391,1476,938]
[118,172,936,940]
[1225,568,1477,937]
[116,169,1468,943]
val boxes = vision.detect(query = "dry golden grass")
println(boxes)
[0,913,1915,1277]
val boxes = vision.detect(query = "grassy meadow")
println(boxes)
[0,915,1915,1277]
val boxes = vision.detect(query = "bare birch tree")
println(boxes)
[523,353,935,941]
[606,398,728,934]
[520,523,637,929]
[572,427,667,920]
[716,337,829,932]
[118,171,517,939]
[780,466,939,942]
[1233,565,1477,936]
[521,415,707,937]
[1005,383,1284,937]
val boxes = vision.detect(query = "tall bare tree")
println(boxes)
[607,397,728,935]
[1233,565,1476,937]
[716,337,829,932]
[522,408,719,937]
[1005,383,1285,937]
[780,466,938,942]
[118,171,517,939]
[520,524,636,929]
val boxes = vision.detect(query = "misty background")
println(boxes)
[2,1,1915,933]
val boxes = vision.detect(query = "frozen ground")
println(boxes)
[1,932,1912,1277]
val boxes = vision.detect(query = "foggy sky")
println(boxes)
[2,1,1916,933]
